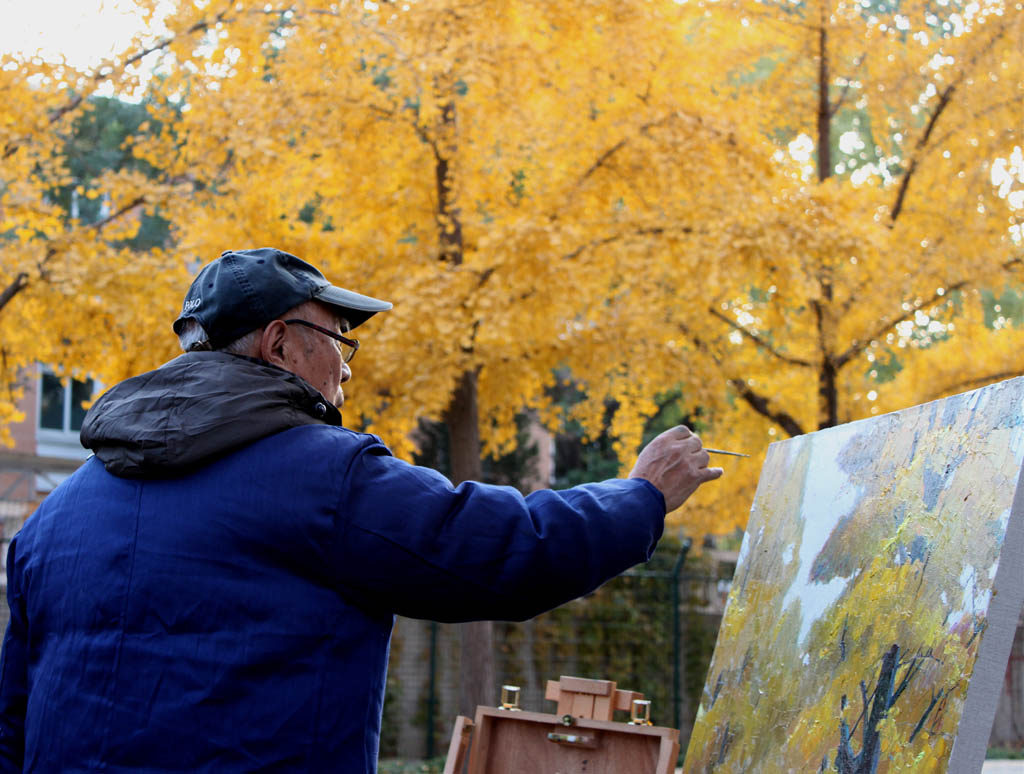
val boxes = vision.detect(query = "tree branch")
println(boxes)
[366,100,436,150]
[710,307,813,366]
[909,688,944,743]
[890,20,1010,223]
[730,378,806,437]
[833,278,969,370]
[89,196,147,232]
[558,225,692,262]
[676,319,806,436]
[832,252,1022,378]
[562,235,623,262]
[891,651,922,706]
[0,273,29,315]
[562,113,679,204]
[3,8,232,161]
[929,371,1023,400]
[837,247,1023,366]
[828,53,864,117]
[889,84,954,223]
[577,139,629,187]
[926,92,1024,154]
[0,191,148,316]
[848,679,871,739]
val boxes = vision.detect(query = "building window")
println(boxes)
[35,371,96,493]
[38,373,94,434]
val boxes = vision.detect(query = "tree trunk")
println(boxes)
[814,23,840,429]
[444,370,496,716]
[819,355,839,429]
[816,23,831,183]
[431,85,495,717]
[446,370,483,484]
[457,619,495,717]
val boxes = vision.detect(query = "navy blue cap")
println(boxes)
[172,248,392,349]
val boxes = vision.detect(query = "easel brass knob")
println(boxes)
[629,699,652,725]
[499,684,521,711]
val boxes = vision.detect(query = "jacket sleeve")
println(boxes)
[330,439,666,622]
[0,535,27,772]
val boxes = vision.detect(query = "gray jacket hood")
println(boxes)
[80,351,342,478]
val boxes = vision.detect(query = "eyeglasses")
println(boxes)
[284,319,360,363]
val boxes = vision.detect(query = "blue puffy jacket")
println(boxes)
[0,353,665,772]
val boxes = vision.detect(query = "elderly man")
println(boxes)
[0,248,721,773]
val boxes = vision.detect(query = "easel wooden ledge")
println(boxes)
[443,675,679,774]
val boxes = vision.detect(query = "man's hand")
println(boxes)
[628,425,724,512]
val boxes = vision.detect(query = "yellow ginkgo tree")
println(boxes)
[116,0,1021,709]
[5,0,1020,529]
[548,0,1024,534]
[113,0,773,712]
[1,0,1022,712]
[0,27,212,444]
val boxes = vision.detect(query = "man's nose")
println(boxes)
[340,362,352,383]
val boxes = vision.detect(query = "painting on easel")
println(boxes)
[683,377,1024,774]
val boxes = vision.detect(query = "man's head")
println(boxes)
[173,248,391,407]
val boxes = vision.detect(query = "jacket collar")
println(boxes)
[81,351,341,478]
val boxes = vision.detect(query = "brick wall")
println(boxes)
[0,372,38,502]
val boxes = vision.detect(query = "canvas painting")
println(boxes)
[683,377,1024,774]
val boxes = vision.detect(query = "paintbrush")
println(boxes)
[705,448,750,458]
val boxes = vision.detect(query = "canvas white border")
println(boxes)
[946,452,1024,773]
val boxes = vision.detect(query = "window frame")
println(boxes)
[36,370,94,439]
[35,369,96,492]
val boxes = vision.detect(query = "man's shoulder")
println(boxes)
[218,425,396,494]
[256,423,391,455]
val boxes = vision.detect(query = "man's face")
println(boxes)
[282,303,352,408]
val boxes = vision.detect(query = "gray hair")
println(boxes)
[176,300,330,356]
[176,319,263,356]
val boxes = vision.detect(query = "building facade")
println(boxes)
[0,368,93,630]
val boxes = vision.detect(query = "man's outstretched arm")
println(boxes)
[328,425,722,622]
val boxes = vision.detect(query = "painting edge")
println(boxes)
[946,451,1024,773]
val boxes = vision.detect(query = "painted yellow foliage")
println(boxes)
[684,380,1023,772]
[1,0,1021,537]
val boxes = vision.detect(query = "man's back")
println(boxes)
[0,249,719,773]
[0,420,666,772]
[3,427,395,772]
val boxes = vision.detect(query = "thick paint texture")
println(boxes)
[683,378,1024,774]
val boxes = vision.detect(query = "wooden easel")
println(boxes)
[443,676,680,774]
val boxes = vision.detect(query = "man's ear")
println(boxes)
[259,320,290,367]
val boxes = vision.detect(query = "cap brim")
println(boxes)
[314,285,392,330]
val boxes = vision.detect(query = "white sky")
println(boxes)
[0,0,157,68]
